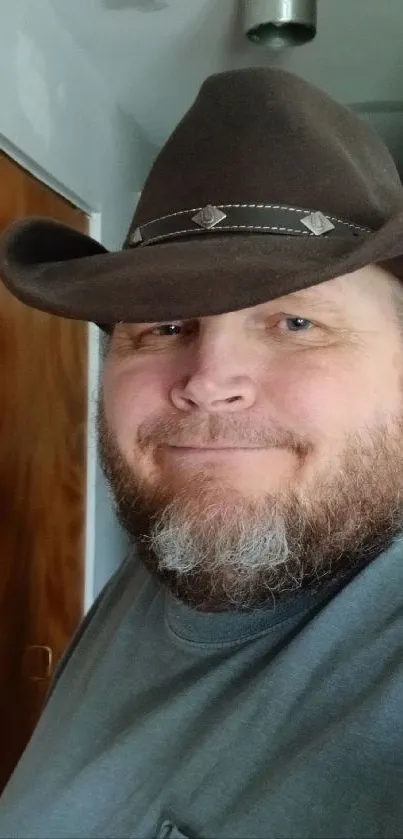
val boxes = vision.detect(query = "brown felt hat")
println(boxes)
[2,66,403,336]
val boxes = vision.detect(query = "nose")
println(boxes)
[170,375,257,413]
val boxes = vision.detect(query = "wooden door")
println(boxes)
[0,151,89,792]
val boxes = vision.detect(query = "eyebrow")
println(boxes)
[239,291,344,326]
[125,293,344,331]
[270,293,342,316]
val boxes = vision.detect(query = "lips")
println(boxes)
[167,445,261,451]
[168,445,263,450]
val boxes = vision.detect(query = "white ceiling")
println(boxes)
[52,0,403,167]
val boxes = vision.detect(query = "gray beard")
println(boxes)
[136,471,403,612]
[97,399,403,612]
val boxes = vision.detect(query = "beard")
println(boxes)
[96,391,403,613]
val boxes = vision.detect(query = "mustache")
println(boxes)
[138,415,307,451]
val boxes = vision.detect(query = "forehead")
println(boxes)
[246,267,388,319]
[214,278,348,321]
[261,285,337,311]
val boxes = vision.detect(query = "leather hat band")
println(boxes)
[128,203,373,248]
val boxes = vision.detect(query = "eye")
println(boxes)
[279,317,314,333]
[150,323,188,338]
[141,316,315,341]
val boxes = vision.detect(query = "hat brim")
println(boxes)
[1,215,403,335]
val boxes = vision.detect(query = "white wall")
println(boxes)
[0,0,155,609]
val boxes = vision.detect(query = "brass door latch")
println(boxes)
[22,645,53,680]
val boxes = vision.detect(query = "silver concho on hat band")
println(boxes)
[192,205,227,229]
[301,211,335,235]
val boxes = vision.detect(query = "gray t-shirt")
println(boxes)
[1,535,403,839]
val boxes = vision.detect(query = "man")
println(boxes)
[1,66,403,838]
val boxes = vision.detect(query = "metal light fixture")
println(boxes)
[243,0,317,49]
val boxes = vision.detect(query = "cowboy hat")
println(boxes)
[1,66,403,335]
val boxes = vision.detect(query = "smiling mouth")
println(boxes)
[165,445,269,452]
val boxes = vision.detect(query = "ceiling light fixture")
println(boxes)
[243,0,317,49]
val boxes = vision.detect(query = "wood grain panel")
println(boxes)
[0,151,89,791]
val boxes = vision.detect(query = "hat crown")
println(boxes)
[127,67,403,245]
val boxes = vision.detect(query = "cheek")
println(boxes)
[102,365,161,449]
[268,355,375,435]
